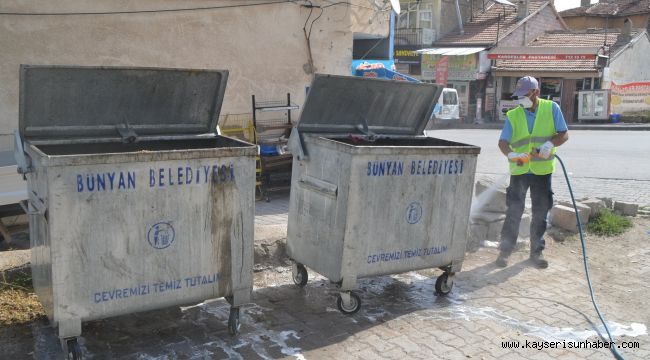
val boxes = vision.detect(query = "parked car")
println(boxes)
[431,88,460,121]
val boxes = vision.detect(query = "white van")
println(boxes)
[431,88,460,121]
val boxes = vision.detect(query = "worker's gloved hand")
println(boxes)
[507,152,529,166]
[539,141,554,159]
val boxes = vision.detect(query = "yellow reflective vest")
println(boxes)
[506,98,556,175]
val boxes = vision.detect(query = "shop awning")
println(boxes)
[416,47,486,56]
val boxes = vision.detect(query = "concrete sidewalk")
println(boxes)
[429,122,650,131]
[2,187,649,359]
[15,212,649,359]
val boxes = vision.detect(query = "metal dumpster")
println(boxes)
[14,65,256,357]
[286,75,480,314]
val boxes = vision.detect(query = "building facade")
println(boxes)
[0,0,390,151]
[561,0,650,32]
[491,26,650,122]
[414,0,566,122]
[393,0,484,77]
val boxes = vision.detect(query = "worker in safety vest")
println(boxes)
[496,76,569,269]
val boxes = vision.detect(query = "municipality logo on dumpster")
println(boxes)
[148,222,175,249]
[406,202,422,224]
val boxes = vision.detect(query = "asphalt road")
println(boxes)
[425,129,650,181]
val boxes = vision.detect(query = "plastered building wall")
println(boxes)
[0,0,388,151]
[607,33,650,115]
[499,4,565,47]
[563,14,649,31]
[609,34,650,83]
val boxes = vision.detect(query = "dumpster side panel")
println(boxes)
[287,136,353,281]
[44,153,254,325]
[26,154,55,322]
[449,158,477,273]
[341,150,478,280]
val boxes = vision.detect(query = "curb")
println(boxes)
[428,123,650,131]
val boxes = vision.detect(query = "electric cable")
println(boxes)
[321,1,376,10]
[308,6,324,39]
[555,154,625,360]
[0,0,294,16]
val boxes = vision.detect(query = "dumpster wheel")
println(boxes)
[435,272,453,295]
[293,264,308,287]
[336,292,361,314]
[228,307,240,336]
[66,338,82,360]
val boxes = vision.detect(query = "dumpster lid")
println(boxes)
[297,74,442,136]
[19,65,228,141]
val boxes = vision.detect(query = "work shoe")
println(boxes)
[495,254,509,268]
[530,253,549,269]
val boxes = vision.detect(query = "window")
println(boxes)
[443,91,458,105]
[397,1,433,29]
[541,78,561,101]
[594,77,601,89]
[419,11,432,29]
[398,1,419,28]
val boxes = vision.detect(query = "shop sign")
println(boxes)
[498,100,519,121]
[487,54,596,60]
[394,49,421,65]
[610,81,650,114]
[435,56,449,86]
[422,54,478,81]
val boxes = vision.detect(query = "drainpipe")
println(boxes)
[389,10,395,69]
[455,0,464,35]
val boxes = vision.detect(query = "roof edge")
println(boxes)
[611,29,650,61]
[548,1,570,30]
[429,43,494,48]
[492,70,599,78]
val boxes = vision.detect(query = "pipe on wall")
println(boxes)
[455,0,464,35]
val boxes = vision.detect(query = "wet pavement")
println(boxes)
[3,169,650,359]
[19,212,650,359]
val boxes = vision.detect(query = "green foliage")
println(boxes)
[587,209,633,236]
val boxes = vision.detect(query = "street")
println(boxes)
[426,129,650,206]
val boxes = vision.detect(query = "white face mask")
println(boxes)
[517,96,533,109]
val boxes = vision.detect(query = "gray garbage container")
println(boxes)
[14,65,256,358]
[286,75,480,314]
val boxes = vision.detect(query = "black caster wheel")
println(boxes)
[336,292,361,315]
[293,264,308,287]
[66,338,82,360]
[228,307,240,336]
[435,272,453,296]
